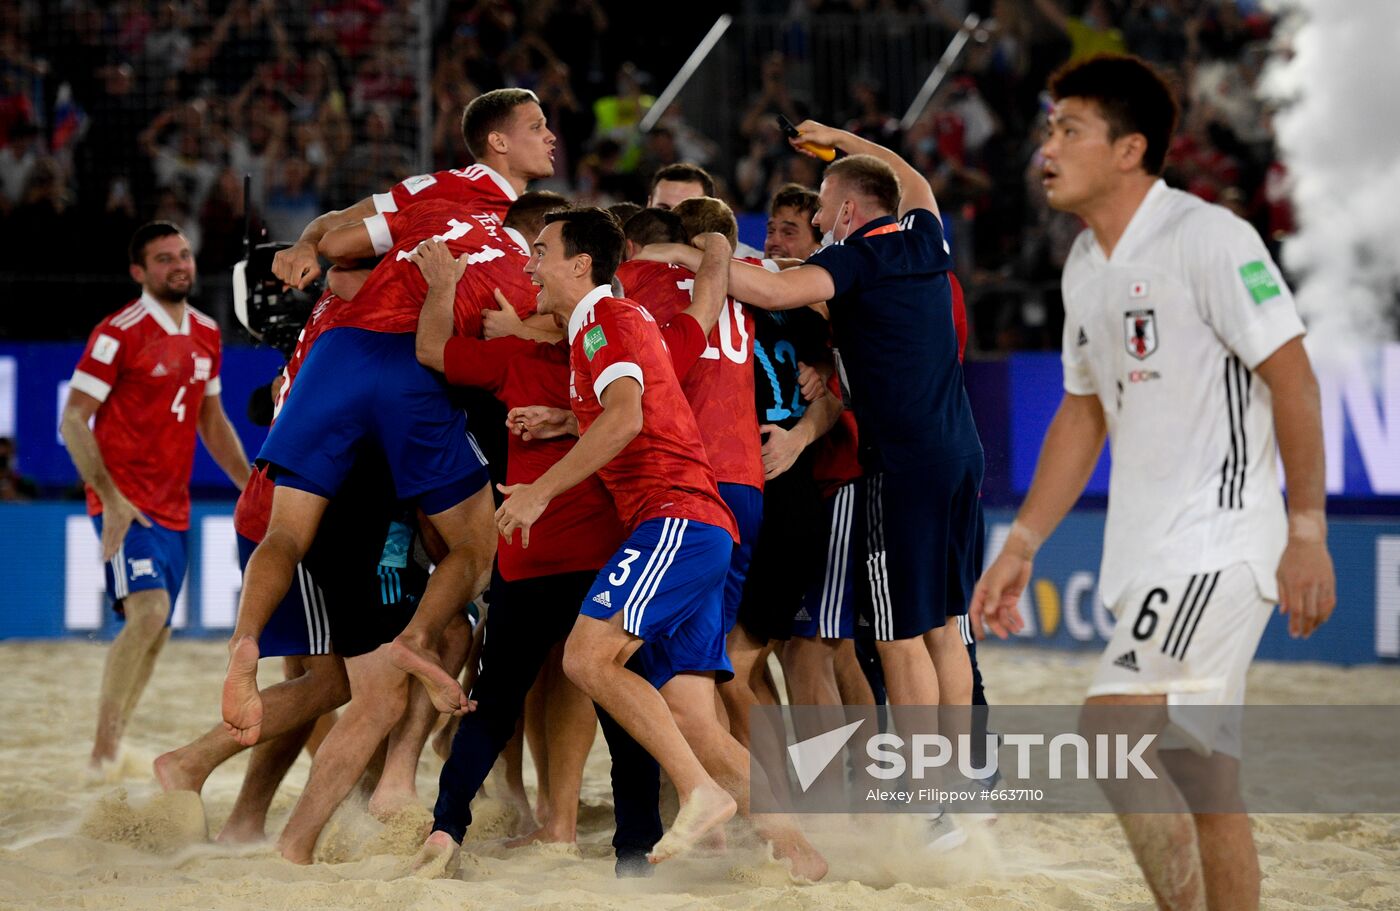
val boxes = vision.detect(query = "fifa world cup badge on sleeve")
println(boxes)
[1238,261,1281,304]
[584,326,608,361]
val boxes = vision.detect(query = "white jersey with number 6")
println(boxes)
[1060,180,1305,608]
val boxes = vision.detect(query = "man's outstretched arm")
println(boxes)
[787,119,938,217]
[637,244,834,313]
[272,196,380,288]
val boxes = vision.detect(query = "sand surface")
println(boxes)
[1,640,1396,911]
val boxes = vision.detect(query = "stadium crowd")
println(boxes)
[0,0,1289,349]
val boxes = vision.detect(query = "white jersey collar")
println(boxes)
[1096,178,1169,264]
[476,163,520,202]
[141,289,190,335]
[568,284,614,344]
[504,226,530,255]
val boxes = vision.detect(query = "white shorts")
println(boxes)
[1088,564,1273,757]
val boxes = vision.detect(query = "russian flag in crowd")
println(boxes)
[50,83,84,150]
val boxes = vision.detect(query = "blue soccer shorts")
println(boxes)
[259,327,488,513]
[92,513,187,625]
[237,533,332,657]
[857,455,985,641]
[717,482,762,635]
[793,481,858,640]
[581,517,735,690]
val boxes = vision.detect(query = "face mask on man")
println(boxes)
[819,200,852,249]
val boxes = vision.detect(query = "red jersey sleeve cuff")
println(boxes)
[593,362,644,400]
[372,191,398,214]
[70,369,111,402]
[364,213,394,256]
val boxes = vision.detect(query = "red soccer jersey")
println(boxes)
[324,199,531,335]
[615,259,763,491]
[442,335,623,580]
[233,290,338,542]
[566,288,737,539]
[372,163,518,225]
[71,294,224,530]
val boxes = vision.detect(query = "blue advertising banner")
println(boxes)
[0,342,281,493]
[2,501,1396,665]
[1006,345,1400,500]
[2,341,1395,504]
[982,508,1400,666]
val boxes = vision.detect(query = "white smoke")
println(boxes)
[1260,0,1400,364]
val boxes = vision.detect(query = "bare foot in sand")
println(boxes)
[153,748,207,794]
[695,825,727,855]
[387,637,473,715]
[505,824,575,849]
[368,786,419,822]
[277,836,315,865]
[216,815,267,844]
[221,636,264,746]
[769,831,829,882]
[85,752,121,784]
[647,783,736,864]
[410,830,461,879]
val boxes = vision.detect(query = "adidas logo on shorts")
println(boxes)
[793,607,811,622]
[1113,650,1140,672]
[592,590,612,608]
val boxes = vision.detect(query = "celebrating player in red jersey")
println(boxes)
[492,208,825,879]
[62,222,251,773]
[270,88,556,290]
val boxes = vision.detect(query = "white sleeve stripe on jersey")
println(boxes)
[206,376,222,397]
[111,308,145,330]
[372,191,398,214]
[70,370,112,403]
[190,309,219,330]
[111,302,142,326]
[593,361,644,401]
[365,213,394,257]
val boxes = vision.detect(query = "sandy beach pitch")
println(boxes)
[1,640,1396,910]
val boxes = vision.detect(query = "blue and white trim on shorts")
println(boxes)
[109,542,129,600]
[622,517,690,635]
[295,562,332,654]
[801,482,857,639]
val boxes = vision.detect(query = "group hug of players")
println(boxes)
[86,83,987,880]
[69,53,1338,907]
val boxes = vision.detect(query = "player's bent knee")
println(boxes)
[121,591,170,636]
[561,641,598,691]
[305,657,351,708]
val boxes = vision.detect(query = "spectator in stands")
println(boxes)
[335,103,413,206]
[592,61,653,172]
[1032,0,1128,63]
[0,120,40,207]
[140,101,221,215]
